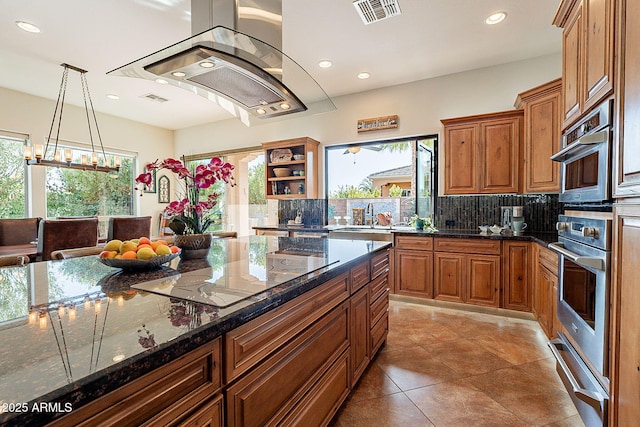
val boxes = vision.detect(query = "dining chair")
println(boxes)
[37,218,99,261]
[0,255,29,267]
[50,245,104,260]
[158,213,175,237]
[107,216,152,241]
[0,217,41,246]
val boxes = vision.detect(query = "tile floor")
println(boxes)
[331,299,584,427]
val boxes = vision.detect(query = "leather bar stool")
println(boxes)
[37,218,99,261]
[0,217,41,246]
[107,216,152,241]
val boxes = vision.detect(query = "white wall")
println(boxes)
[174,53,562,196]
[0,87,174,232]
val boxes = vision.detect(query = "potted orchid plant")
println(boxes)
[135,157,234,258]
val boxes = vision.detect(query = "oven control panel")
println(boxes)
[557,215,611,250]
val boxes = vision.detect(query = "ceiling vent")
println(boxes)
[141,93,169,103]
[353,0,401,25]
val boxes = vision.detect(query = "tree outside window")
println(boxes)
[0,136,27,218]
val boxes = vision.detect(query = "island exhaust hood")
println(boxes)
[108,0,334,125]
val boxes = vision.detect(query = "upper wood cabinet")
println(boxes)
[262,137,319,199]
[442,110,523,195]
[554,0,615,130]
[613,0,640,197]
[514,78,562,193]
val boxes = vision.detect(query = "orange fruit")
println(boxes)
[138,237,151,245]
[99,251,117,259]
[121,251,137,259]
[170,245,180,254]
[137,243,153,251]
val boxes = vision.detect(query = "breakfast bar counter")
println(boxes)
[0,236,391,426]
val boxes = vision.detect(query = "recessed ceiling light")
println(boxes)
[485,11,507,25]
[357,72,370,80]
[171,71,186,77]
[199,61,215,68]
[155,78,168,85]
[16,21,41,33]
[106,94,120,100]
[256,108,267,115]
[280,103,291,110]
[318,60,333,68]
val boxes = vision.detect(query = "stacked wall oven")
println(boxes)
[549,99,614,427]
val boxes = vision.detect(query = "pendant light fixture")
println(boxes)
[24,63,121,173]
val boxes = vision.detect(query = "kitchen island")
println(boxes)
[0,236,391,426]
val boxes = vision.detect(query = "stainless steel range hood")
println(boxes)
[108,0,334,126]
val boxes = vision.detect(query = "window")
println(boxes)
[45,145,135,219]
[185,148,270,236]
[0,133,27,218]
[325,136,437,226]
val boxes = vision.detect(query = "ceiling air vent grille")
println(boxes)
[353,0,401,25]
[141,93,169,103]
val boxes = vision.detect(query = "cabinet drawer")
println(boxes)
[280,350,350,427]
[225,271,349,382]
[52,339,221,427]
[434,238,501,255]
[369,272,389,302]
[226,302,350,427]
[174,394,224,427]
[394,235,434,251]
[371,311,389,356]
[351,261,370,293]
[538,244,559,273]
[370,289,389,326]
[371,250,390,279]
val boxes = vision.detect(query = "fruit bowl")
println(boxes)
[98,252,180,271]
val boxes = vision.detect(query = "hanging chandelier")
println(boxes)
[24,63,120,173]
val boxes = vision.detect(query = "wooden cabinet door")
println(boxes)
[177,394,224,427]
[561,1,583,128]
[466,254,500,307]
[614,0,640,196]
[582,0,614,112]
[518,79,562,193]
[394,249,433,298]
[350,286,370,384]
[479,118,520,193]
[434,252,465,303]
[502,241,531,311]
[534,262,554,338]
[444,123,478,194]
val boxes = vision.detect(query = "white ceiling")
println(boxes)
[0,0,562,131]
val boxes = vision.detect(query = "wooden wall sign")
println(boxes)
[357,115,398,133]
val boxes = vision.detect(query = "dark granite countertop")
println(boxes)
[0,236,390,426]
[252,225,330,233]
[392,228,559,247]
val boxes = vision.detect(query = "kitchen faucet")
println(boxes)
[366,203,375,228]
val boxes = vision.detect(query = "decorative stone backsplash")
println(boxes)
[434,194,562,233]
[278,199,327,227]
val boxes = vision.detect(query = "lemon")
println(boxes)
[103,239,122,252]
[155,244,171,256]
[136,247,156,260]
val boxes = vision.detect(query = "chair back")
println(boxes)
[37,218,99,261]
[107,216,152,241]
[0,217,41,246]
[0,255,29,267]
[50,245,103,260]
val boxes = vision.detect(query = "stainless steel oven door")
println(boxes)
[549,238,610,379]
[551,127,611,204]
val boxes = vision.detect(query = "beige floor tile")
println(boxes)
[405,380,529,427]
[331,392,434,427]
[349,362,402,402]
[374,346,462,390]
[424,338,514,376]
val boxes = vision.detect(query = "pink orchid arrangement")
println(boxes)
[135,157,234,234]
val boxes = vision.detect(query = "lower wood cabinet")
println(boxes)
[434,238,501,307]
[532,244,558,339]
